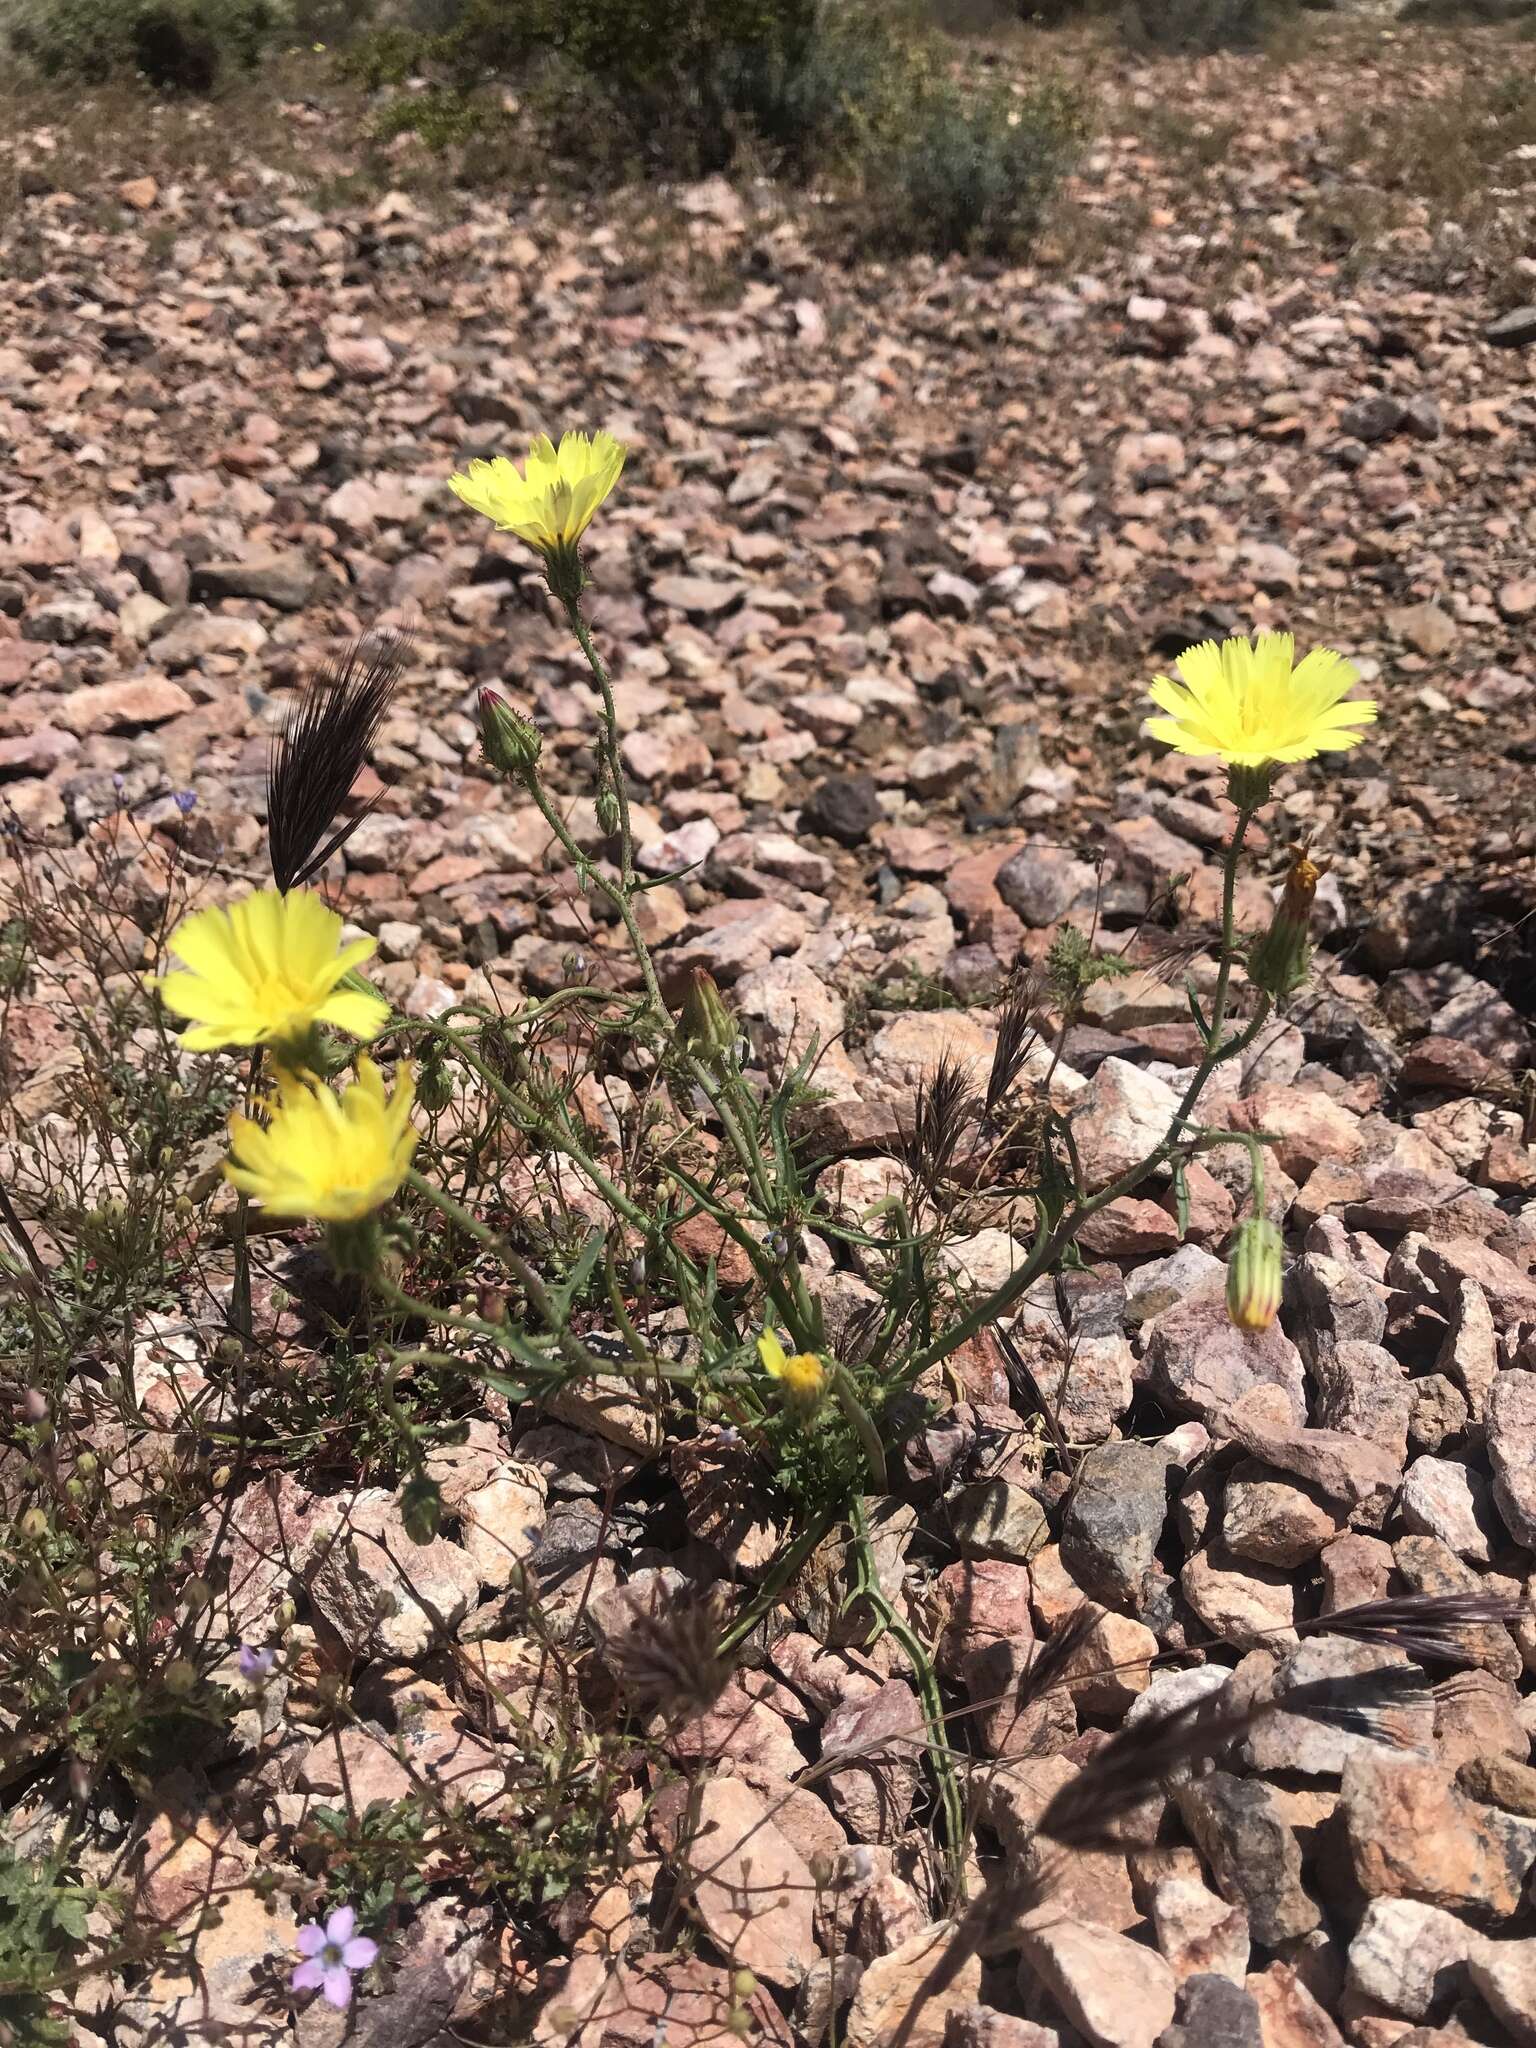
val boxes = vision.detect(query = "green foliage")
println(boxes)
[0,1848,92,2045]
[348,0,1080,252]
[1120,0,1297,52]
[856,66,1085,256]
[302,1803,429,1925]
[9,0,288,89]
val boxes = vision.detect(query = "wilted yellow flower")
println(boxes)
[757,1329,828,1418]
[158,890,388,1055]
[1227,1215,1284,1332]
[449,431,625,594]
[1248,846,1329,1002]
[224,1058,417,1222]
[1146,633,1377,770]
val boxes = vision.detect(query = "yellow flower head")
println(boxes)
[224,1058,417,1222]
[1146,632,1377,769]
[157,889,388,1055]
[449,431,625,561]
[757,1329,828,1418]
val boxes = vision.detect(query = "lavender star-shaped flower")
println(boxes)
[291,1905,377,2009]
[237,1644,275,1682]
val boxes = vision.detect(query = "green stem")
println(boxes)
[418,1020,652,1237]
[523,772,668,1022]
[1201,801,1254,1059]
[910,995,1271,1379]
[404,1168,602,1383]
[850,1496,966,1905]
[716,1507,838,1658]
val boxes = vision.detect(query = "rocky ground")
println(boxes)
[5,13,1536,2048]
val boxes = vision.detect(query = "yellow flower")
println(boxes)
[157,889,388,1055]
[224,1058,417,1222]
[1146,632,1377,768]
[449,431,625,562]
[757,1329,828,1418]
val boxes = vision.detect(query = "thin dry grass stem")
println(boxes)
[267,630,407,893]
[1035,1664,1432,1855]
[1298,1590,1527,1664]
[985,975,1041,1116]
[902,1052,980,1202]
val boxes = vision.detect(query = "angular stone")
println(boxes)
[1437,1281,1499,1424]
[1020,1915,1176,2048]
[1219,1389,1402,1516]
[1312,1342,1410,1466]
[1222,1461,1344,1568]
[1488,1371,1536,1550]
[1400,1455,1499,1564]
[1345,1898,1477,2020]
[669,1778,817,1988]
[1059,1441,1172,1609]
[820,1679,922,1843]
[1154,1973,1262,2048]
[57,675,194,735]
[301,1489,482,1660]
[845,1921,982,2048]
[1145,1300,1306,1427]
[949,1480,1049,1562]
[1174,1772,1320,1946]
[1070,1058,1181,1190]
[1182,1544,1297,1648]
[1243,1637,1423,1777]
[985,1755,1138,1934]
[1341,1749,1536,1917]
[1149,1877,1250,1986]
[1468,1938,1536,2047]
[1242,1964,1345,2048]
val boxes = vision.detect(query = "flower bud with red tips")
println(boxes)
[477,688,542,782]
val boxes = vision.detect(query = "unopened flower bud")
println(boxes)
[19,1508,48,1542]
[595,785,620,837]
[680,967,738,1063]
[731,1969,759,2000]
[417,1058,455,1115]
[1248,847,1328,1003]
[478,689,543,781]
[75,1452,98,1480]
[183,1576,213,1612]
[1227,1215,1284,1332]
[162,1657,197,1695]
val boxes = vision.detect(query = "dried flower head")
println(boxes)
[158,888,388,1055]
[602,1578,732,1719]
[268,633,404,894]
[1248,845,1329,1003]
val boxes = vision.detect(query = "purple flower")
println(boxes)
[292,1906,377,2009]
[174,789,197,815]
[237,1644,276,1683]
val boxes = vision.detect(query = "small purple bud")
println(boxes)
[174,789,197,815]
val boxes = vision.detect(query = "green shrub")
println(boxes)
[9,0,286,88]
[1119,0,1297,50]
[858,68,1085,256]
